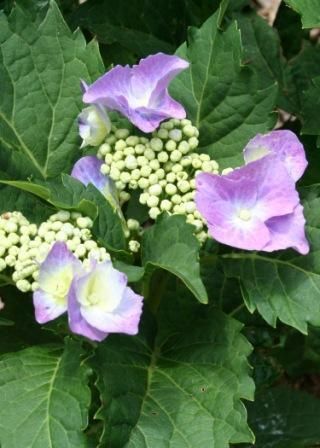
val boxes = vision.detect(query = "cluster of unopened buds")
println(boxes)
[0,210,110,293]
[96,118,223,243]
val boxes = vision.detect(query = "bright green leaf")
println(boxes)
[141,213,208,303]
[171,8,277,168]
[92,286,254,447]
[284,0,320,28]
[0,0,103,179]
[0,339,91,448]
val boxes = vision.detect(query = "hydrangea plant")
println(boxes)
[1,1,320,447]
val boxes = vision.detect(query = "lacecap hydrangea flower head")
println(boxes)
[33,242,143,341]
[82,53,189,133]
[196,130,309,254]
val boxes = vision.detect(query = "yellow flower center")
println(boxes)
[238,209,252,221]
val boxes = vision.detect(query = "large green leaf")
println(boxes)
[301,76,320,135]
[141,213,208,304]
[92,284,254,447]
[244,386,320,448]
[69,0,249,58]
[0,339,91,447]
[221,185,320,334]
[284,0,320,28]
[0,0,103,180]
[170,8,277,168]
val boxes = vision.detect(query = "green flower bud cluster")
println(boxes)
[0,210,110,293]
[97,118,221,242]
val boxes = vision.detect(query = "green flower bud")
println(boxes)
[149,159,160,171]
[189,137,199,150]
[99,143,112,155]
[129,179,138,189]
[145,149,156,161]
[156,168,165,179]
[137,156,149,167]
[161,121,174,130]
[157,151,169,163]
[139,192,149,204]
[125,155,138,170]
[115,160,125,170]
[115,128,130,139]
[0,259,6,272]
[126,135,140,147]
[183,124,196,137]
[157,128,169,139]
[172,163,183,173]
[115,139,127,151]
[170,150,182,162]
[134,143,145,155]
[123,146,135,156]
[165,140,176,152]
[169,129,182,142]
[177,180,190,193]
[150,137,163,152]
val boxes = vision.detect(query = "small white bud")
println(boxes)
[119,191,131,202]
[165,140,176,152]
[189,137,199,149]
[149,159,160,171]
[75,244,86,258]
[145,149,156,161]
[129,240,140,253]
[150,137,163,152]
[115,128,130,139]
[131,169,141,180]
[51,221,62,231]
[192,159,202,169]
[138,178,150,189]
[172,163,183,173]
[165,183,177,196]
[129,179,138,189]
[166,172,176,183]
[147,195,159,208]
[149,207,161,220]
[127,219,140,231]
[177,180,190,193]
[202,161,213,172]
[16,279,31,292]
[160,199,172,211]
[84,240,97,251]
[171,194,182,205]
[183,124,197,137]
[110,166,121,180]
[126,135,140,146]
[157,151,169,163]
[170,150,182,162]
[125,155,138,170]
[168,129,182,142]
[149,173,158,185]
[185,201,196,213]
[0,259,6,272]
[139,192,149,204]
[56,210,71,222]
[157,128,169,139]
[134,144,145,155]
[99,143,112,156]
[120,172,131,184]
[222,167,234,175]
[138,157,149,169]
[115,139,127,151]
[149,184,162,196]
[8,233,19,245]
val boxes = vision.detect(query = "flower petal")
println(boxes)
[33,242,81,324]
[68,280,108,342]
[243,130,308,182]
[78,105,111,148]
[71,156,119,211]
[196,156,303,252]
[264,204,310,254]
[83,53,188,132]
[68,260,143,340]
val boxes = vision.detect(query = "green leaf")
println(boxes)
[236,12,295,112]
[0,0,103,179]
[141,213,208,304]
[245,386,320,448]
[221,185,320,334]
[170,8,277,168]
[92,285,254,447]
[284,0,320,28]
[0,339,91,447]
[301,76,320,135]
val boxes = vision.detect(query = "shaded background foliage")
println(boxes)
[0,0,320,447]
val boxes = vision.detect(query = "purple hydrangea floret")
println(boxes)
[243,130,308,182]
[196,155,309,254]
[33,242,81,324]
[82,53,189,133]
[68,260,143,342]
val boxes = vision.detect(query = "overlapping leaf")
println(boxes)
[284,0,320,28]
[0,339,91,448]
[170,8,277,168]
[0,0,103,180]
[92,286,254,447]
[141,214,208,303]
